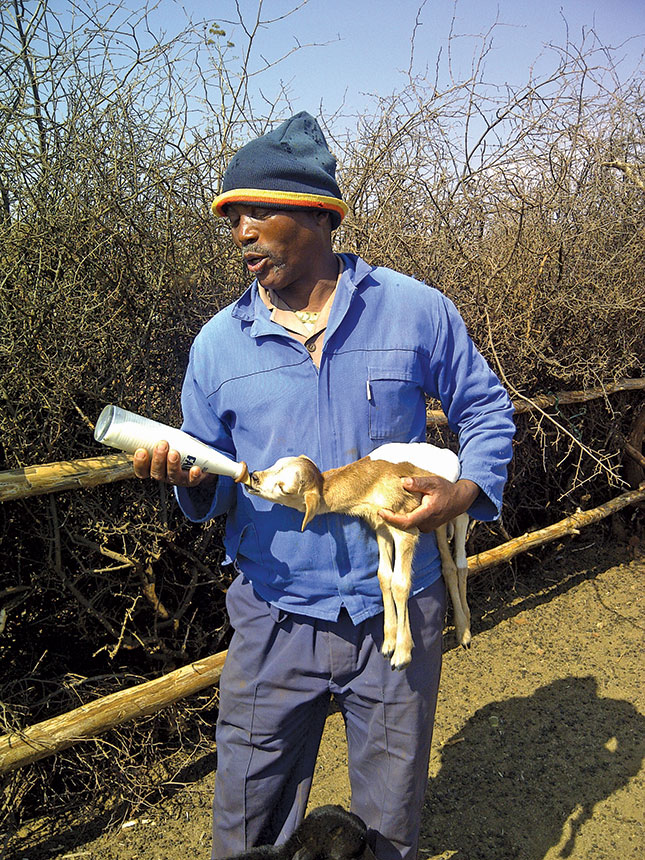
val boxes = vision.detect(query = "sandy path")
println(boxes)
[20,543,644,860]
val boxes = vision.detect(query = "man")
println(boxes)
[134,111,515,860]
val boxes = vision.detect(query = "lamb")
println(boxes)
[245,442,471,669]
[222,804,369,860]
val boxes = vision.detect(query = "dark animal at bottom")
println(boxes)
[222,805,370,860]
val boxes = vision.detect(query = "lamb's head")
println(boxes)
[246,455,324,530]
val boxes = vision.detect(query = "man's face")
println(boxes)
[225,204,328,292]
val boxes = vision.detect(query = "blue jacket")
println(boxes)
[176,253,515,622]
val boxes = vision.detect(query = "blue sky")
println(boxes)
[149,0,645,126]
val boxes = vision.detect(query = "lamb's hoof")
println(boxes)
[459,628,472,649]
[381,640,395,658]
[390,651,411,671]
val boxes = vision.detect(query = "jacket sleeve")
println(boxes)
[173,340,237,523]
[425,292,515,521]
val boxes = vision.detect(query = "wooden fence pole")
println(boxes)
[1,485,644,775]
[427,377,645,424]
[468,484,645,575]
[0,650,227,775]
[0,453,134,501]
[1,380,642,500]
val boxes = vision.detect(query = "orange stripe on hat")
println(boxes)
[212,188,348,221]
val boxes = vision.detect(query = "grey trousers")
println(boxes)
[212,572,446,860]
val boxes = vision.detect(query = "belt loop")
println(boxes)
[269,602,289,623]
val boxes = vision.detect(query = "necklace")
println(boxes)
[293,310,321,333]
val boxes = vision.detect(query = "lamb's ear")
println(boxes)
[301,489,321,531]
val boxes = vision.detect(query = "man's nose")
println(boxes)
[235,214,259,245]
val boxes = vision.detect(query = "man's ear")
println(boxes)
[312,209,333,235]
[301,489,321,531]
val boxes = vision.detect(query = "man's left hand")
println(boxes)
[379,476,480,533]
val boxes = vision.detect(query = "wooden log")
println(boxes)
[468,484,645,575]
[624,404,645,490]
[0,453,134,501]
[1,380,642,500]
[427,377,645,425]
[625,441,645,471]
[0,650,227,775]
[1,484,644,774]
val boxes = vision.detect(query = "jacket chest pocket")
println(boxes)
[367,365,425,441]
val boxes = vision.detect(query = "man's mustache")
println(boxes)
[243,244,279,263]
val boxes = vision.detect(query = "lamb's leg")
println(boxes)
[452,513,471,647]
[436,523,470,648]
[389,528,417,670]
[375,527,397,658]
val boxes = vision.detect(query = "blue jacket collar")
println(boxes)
[230,254,373,339]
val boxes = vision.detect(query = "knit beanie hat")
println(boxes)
[212,112,348,229]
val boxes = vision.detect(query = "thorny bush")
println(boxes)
[0,0,643,843]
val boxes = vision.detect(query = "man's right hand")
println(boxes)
[133,440,215,488]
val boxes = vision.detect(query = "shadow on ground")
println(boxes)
[420,675,645,859]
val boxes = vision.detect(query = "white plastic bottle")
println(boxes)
[94,405,249,482]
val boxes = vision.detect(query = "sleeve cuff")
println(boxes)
[174,476,236,522]
[460,476,501,522]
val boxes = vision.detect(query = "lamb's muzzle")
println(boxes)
[246,444,472,667]
[247,455,323,531]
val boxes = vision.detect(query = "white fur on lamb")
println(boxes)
[367,442,460,483]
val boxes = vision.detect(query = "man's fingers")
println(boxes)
[149,441,170,481]
[133,441,211,487]
[379,491,442,533]
[133,448,152,479]
[165,447,182,482]
[401,475,442,494]
[133,442,209,487]
[162,446,198,486]
[186,465,206,486]
[378,508,405,526]
[168,453,205,487]
[379,506,430,531]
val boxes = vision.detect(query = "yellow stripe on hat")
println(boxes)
[212,188,348,220]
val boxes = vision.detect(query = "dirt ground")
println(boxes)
[12,534,645,860]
